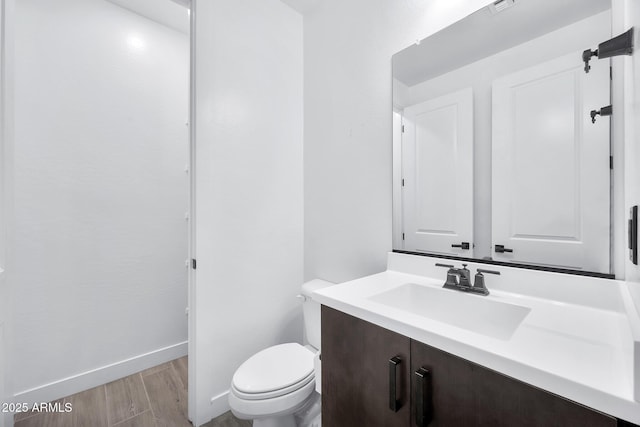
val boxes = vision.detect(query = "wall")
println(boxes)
[303,0,493,283]
[0,0,13,423]
[396,11,610,260]
[11,0,188,403]
[191,0,303,425]
[0,0,4,419]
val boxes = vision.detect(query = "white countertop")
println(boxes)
[313,252,640,424]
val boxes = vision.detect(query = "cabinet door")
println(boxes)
[410,338,477,426]
[411,340,616,427]
[473,360,616,427]
[322,306,411,427]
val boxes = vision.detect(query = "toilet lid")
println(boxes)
[232,343,315,395]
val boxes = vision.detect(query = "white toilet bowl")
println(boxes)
[228,279,334,427]
[229,343,317,427]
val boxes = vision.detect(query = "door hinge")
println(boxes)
[610,66,613,80]
[590,105,612,123]
[610,156,614,169]
[401,125,405,133]
[583,27,634,73]
[402,233,405,241]
[402,179,405,187]
[191,259,197,269]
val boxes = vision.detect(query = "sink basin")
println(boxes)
[368,283,531,340]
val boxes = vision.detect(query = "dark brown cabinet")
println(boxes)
[411,340,616,427]
[321,305,410,427]
[322,306,625,427]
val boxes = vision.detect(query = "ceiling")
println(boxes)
[105,0,312,32]
[105,0,189,34]
[393,0,611,86]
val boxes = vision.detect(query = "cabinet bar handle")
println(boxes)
[415,367,433,427]
[389,356,402,412]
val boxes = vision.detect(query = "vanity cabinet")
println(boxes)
[321,306,621,427]
[321,306,410,426]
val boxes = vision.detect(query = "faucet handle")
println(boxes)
[472,269,500,296]
[435,263,455,269]
[436,263,460,288]
[477,269,500,275]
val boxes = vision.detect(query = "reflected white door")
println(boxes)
[402,88,474,256]
[492,51,610,272]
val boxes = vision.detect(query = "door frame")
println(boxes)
[187,0,197,424]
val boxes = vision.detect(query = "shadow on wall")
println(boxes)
[277,305,304,344]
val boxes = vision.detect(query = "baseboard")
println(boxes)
[198,390,230,427]
[13,341,188,405]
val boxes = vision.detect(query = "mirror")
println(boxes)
[392,0,613,274]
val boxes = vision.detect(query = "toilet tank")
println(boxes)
[301,279,335,351]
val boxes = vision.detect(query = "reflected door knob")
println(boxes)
[451,242,470,250]
[494,244,513,253]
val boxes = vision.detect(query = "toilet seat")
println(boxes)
[229,343,317,419]
[232,343,315,396]
[232,370,314,400]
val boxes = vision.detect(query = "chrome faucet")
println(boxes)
[435,263,500,296]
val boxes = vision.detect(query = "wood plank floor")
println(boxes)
[14,357,251,427]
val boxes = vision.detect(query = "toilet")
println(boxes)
[228,279,334,427]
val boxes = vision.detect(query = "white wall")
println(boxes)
[0,0,13,424]
[396,11,611,260]
[303,0,493,283]
[191,0,303,425]
[11,0,188,403]
[0,0,5,417]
